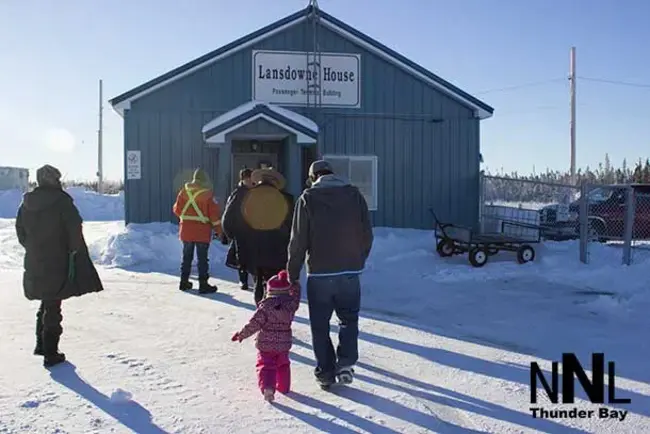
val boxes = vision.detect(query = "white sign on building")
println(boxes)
[252,50,361,108]
[126,150,141,180]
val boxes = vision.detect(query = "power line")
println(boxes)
[577,76,650,88]
[474,78,566,95]
[474,75,650,97]
[494,103,592,117]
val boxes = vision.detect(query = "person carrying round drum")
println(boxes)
[222,167,293,305]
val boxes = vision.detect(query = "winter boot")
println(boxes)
[34,344,44,356]
[34,340,44,356]
[42,332,66,368]
[179,280,193,291]
[315,368,336,390]
[34,312,44,356]
[238,269,249,291]
[336,366,355,385]
[316,377,335,390]
[263,388,275,403]
[198,280,217,294]
[43,353,65,368]
[44,352,66,368]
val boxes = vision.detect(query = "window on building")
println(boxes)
[322,155,378,211]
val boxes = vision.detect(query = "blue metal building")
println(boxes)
[109,4,493,230]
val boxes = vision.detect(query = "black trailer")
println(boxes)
[431,210,542,267]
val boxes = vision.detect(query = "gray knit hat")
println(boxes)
[192,168,207,185]
[308,160,333,177]
[36,164,62,187]
[305,160,334,187]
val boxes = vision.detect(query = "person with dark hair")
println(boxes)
[173,168,222,294]
[15,164,104,367]
[224,168,254,290]
[287,160,373,388]
[222,168,293,305]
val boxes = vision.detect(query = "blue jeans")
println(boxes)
[307,274,361,381]
[181,242,210,281]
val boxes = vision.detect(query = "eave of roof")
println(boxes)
[202,101,319,142]
[109,5,494,119]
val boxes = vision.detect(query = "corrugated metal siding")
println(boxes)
[124,110,221,224]
[124,19,480,229]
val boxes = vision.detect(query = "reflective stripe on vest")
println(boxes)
[179,187,209,224]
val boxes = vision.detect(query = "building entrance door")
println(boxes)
[231,152,279,189]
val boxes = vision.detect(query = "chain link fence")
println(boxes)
[480,174,581,243]
[578,183,650,265]
[479,174,650,265]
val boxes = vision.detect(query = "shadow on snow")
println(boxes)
[49,362,168,434]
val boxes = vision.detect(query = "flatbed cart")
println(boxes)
[430,210,542,267]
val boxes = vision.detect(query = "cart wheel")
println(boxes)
[469,247,489,267]
[436,239,455,257]
[516,244,536,264]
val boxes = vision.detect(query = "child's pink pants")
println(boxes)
[256,351,290,394]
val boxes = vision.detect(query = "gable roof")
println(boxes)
[109,5,494,119]
[202,100,319,144]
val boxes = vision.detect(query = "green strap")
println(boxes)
[67,251,77,281]
[179,187,209,223]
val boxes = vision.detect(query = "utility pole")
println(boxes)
[97,79,104,194]
[569,46,576,184]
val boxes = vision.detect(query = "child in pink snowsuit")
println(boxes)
[231,270,300,402]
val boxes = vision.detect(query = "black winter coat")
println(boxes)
[224,184,249,270]
[15,187,104,301]
[222,182,293,274]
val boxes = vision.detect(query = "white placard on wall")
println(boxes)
[126,150,141,180]
[252,50,361,108]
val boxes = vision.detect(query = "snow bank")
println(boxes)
[64,187,124,222]
[89,222,228,271]
[83,222,650,320]
[2,186,648,319]
[90,223,182,268]
[0,187,124,221]
[0,189,25,218]
[0,219,25,269]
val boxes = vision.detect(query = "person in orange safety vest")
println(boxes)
[172,168,222,293]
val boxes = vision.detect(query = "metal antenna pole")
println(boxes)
[98,79,104,194]
[307,0,322,157]
[306,0,322,112]
[569,47,576,184]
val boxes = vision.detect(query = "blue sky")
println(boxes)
[1,0,649,181]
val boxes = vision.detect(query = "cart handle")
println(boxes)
[429,208,450,231]
[429,208,466,238]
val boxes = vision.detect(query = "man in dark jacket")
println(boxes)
[224,168,253,290]
[15,164,104,367]
[287,160,373,388]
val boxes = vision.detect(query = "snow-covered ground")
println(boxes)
[0,187,124,221]
[0,189,649,433]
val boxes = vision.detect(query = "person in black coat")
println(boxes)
[222,168,293,305]
[224,168,254,290]
[15,165,104,367]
